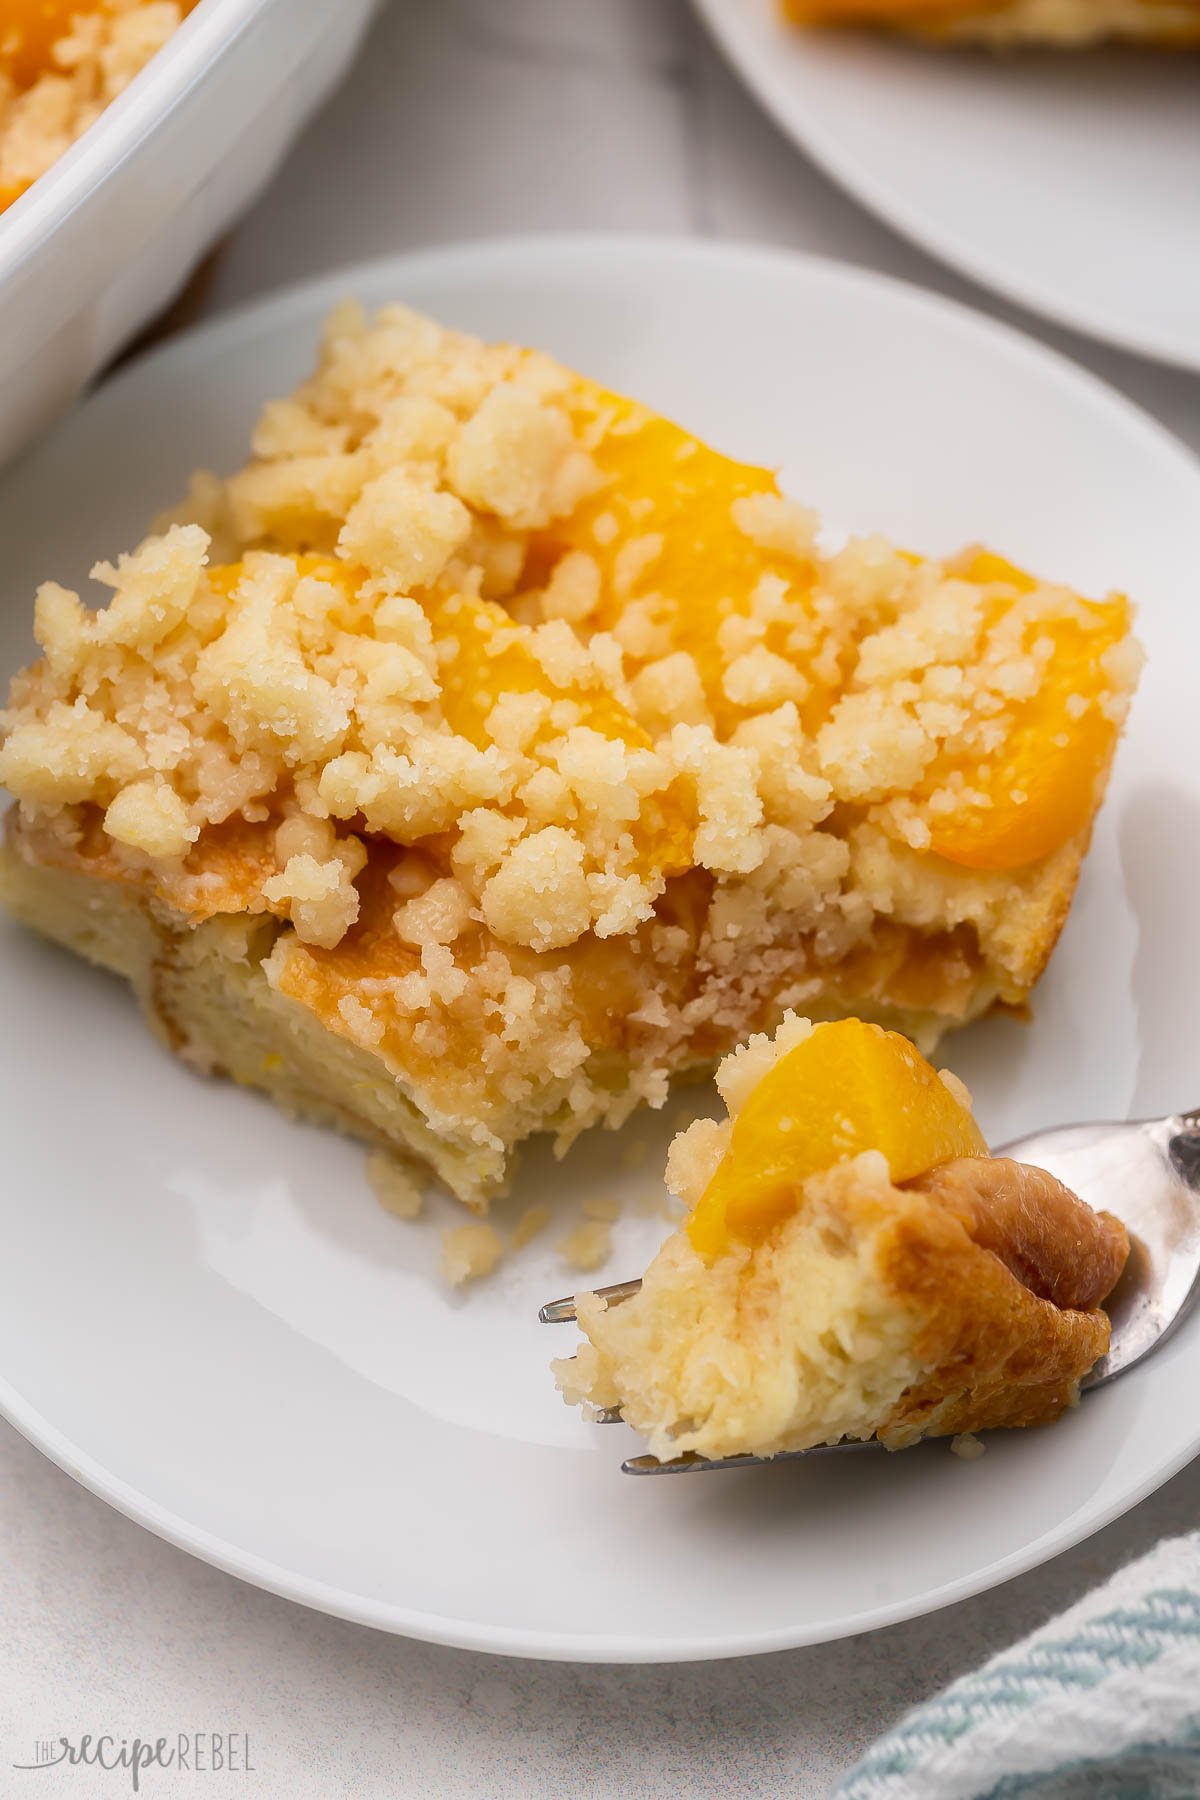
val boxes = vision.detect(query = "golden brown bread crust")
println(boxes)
[908,1155,1128,1312]
[1018,837,1084,999]
[877,1155,1124,1445]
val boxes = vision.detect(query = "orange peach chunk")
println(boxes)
[922,553,1132,872]
[687,1018,986,1257]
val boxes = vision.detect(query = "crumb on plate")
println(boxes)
[367,1150,425,1219]
[441,1222,505,1286]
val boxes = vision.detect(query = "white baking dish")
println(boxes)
[0,0,381,469]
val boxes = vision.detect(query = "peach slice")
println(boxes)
[687,1017,987,1257]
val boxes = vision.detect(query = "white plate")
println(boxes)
[694,0,1200,370]
[2,237,1199,1663]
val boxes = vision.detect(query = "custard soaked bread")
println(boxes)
[780,0,1200,46]
[557,1018,1129,1458]
[0,304,1140,1205]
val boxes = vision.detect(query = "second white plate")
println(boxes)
[1,236,1199,1660]
[695,0,1200,370]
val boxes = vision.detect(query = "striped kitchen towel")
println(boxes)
[834,1531,1200,1799]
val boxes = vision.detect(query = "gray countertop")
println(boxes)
[3,2,1198,1793]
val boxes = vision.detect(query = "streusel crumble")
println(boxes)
[0,303,1140,1204]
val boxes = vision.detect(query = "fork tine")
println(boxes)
[622,1439,888,1475]
[538,1277,644,1324]
[538,1296,581,1324]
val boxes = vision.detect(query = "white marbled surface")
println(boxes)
[2,2,1199,1795]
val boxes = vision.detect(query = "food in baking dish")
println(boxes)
[555,1016,1129,1459]
[0,0,197,214]
[0,302,1140,1206]
[780,0,1200,47]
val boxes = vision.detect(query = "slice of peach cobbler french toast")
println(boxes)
[780,0,1200,48]
[0,303,1140,1207]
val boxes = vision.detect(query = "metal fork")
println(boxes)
[540,1109,1200,1475]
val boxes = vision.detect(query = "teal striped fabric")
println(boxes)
[835,1535,1200,1799]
